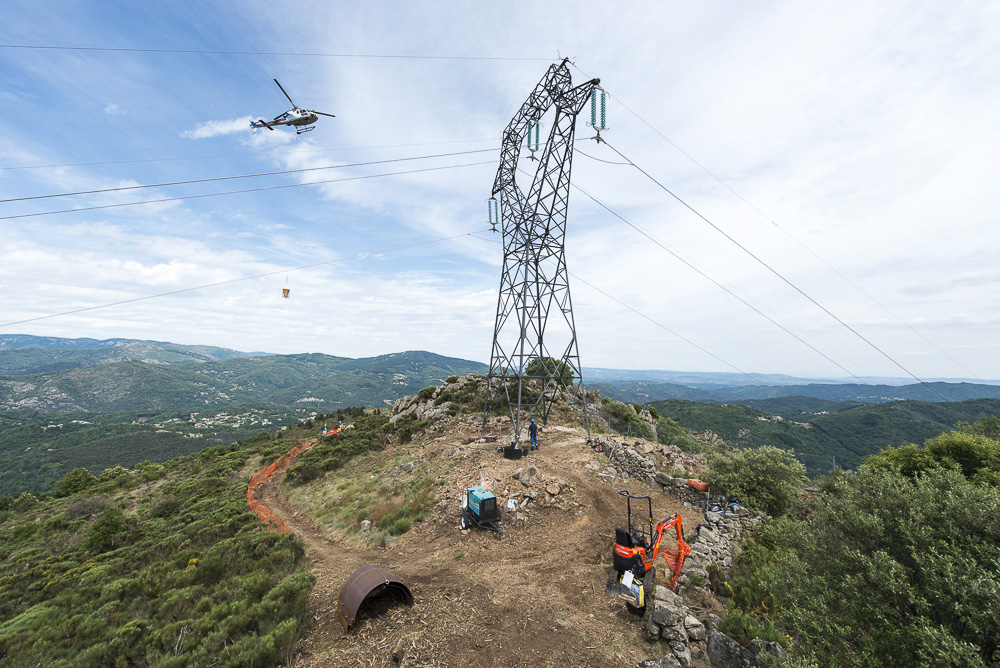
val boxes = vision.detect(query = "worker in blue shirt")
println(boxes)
[529,418,538,450]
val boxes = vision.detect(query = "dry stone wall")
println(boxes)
[593,435,771,668]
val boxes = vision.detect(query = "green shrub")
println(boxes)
[54,467,98,498]
[13,492,37,510]
[445,376,459,384]
[99,465,132,483]
[706,445,806,516]
[865,427,1000,485]
[418,386,436,401]
[525,357,574,386]
[724,464,1000,666]
[85,506,130,553]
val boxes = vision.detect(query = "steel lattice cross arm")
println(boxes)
[483,59,600,449]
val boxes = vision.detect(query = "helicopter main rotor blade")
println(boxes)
[273,79,296,107]
[311,110,337,118]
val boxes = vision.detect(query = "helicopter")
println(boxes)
[250,79,335,135]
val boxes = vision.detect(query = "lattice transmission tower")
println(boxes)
[482,59,602,454]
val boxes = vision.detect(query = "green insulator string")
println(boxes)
[488,199,499,231]
[600,91,606,129]
[525,121,540,151]
[591,90,598,126]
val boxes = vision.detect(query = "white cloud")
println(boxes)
[103,103,126,116]
[2,1,1000,379]
[181,116,254,139]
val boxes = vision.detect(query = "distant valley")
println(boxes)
[591,379,1000,405]
[2,334,999,494]
[0,335,486,494]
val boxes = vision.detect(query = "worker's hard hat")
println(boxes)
[530,419,535,423]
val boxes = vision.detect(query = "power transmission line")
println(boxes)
[0,44,551,61]
[0,138,498,171]
[0,230,492,328]
[570,61,978,382]
[0,160,494,221]
[473,233,886,454]
[602,140,949,401]
[568,179,872,385]
[1,148,497,203]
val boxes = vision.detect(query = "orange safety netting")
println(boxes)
[247,437,317,533]
[661,537,693,590]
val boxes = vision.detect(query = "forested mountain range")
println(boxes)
[0,334,264,374]
[4,334,999,493]
[0,338,486,413]
[0,336,487,494]
[649,397,1000,474]
[595,379,1000,405]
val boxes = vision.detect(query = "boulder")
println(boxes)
[545,483,562,496]
[636,656,681,668]
[650,600,684,628]
[671,642,692,667]
[654,585,683,606]
[749,640,789,664]
[643,617,661,642]
[516,467,539,486]
[684,615,707,642]
[706,631,753,668]
[655,472,674,485]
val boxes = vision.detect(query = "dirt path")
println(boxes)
[256,426,704,667]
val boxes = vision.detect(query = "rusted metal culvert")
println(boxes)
[337,565,414,632]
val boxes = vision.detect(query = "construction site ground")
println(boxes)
[256,423,708,667]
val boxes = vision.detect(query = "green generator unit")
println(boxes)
[460,486,503,539]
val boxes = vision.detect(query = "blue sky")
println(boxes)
[2,1,999,381]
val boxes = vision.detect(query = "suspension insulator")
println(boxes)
[534,121,540,150]
[600,91,607,129]
[591,90,598,127]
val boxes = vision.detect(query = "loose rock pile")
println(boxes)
[391,375,481,425]
[590,436,707,484]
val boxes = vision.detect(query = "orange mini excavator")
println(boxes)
[605,489,692,614]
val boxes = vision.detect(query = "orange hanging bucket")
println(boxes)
[282,288,290,298]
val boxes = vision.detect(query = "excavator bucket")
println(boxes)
[337,565,413,632]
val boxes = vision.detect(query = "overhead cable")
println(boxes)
[570,60,979,382]
[570,181,871,385]
[0,161,495,221]
[603,140,949,400]
[1,148,498,203]
[0,44,551,62]
[473,232,884,454]
[0,138,498,171]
